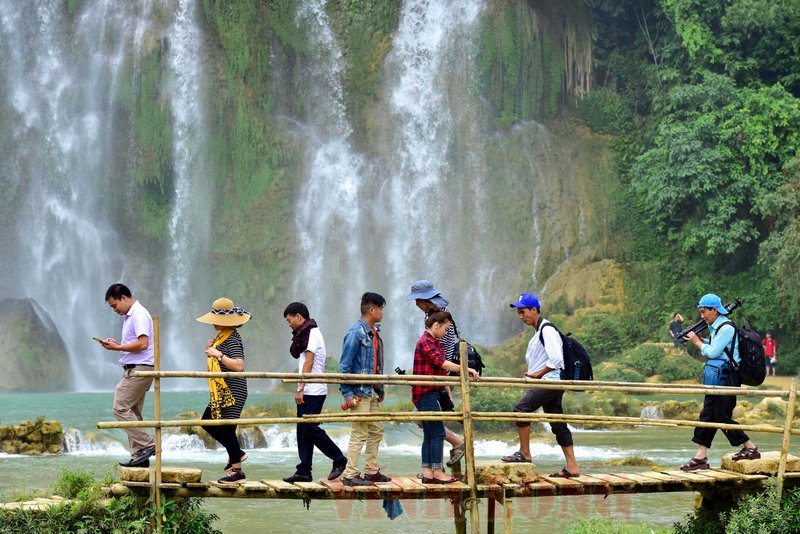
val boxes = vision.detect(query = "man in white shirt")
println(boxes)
[282,302,348,483]
[500,293,581,478]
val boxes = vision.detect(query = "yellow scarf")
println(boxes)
[208,328,237,419]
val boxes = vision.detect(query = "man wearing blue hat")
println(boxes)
[501,293,581,478]
[680,293,760,471]
[405,280,466,467]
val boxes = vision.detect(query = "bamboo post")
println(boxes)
[458,340,480,534]
[153,315,162,534]
[775,376,797,509]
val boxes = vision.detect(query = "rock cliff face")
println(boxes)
[0,299,72,392]
[0,419,63,455]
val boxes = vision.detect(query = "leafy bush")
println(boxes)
[576,88,634,135]
[621,344,664,376]
[575,313,631,363]
[52,468,95,499]
[656,352,703,382]
[0,470,221,534]
[568,517,670,533]
[593,361,644,383]
[673,486,800,534]
[470,386,525,433]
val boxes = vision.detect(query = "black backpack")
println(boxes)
[451,321,485,376]
[540,323,593,382]
[720,320,766,387]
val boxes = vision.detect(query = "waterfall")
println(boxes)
[0,1,210,390]
[0,1,159,390]
[162,0,213,378]
[290,1,368,344]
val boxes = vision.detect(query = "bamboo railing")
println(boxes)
[99,343,800,533]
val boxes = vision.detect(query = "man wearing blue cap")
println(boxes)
[680,293,760,471]
[405,280,466,467]
[501,293,580,478]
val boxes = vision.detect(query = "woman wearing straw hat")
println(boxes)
[197,297,251,485]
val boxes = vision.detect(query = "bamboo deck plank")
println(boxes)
[319,479,345,493]
[585,473,636,489]
[538,475,582,495]
[526,481,556,497]
[608,472,664,487]
[659,470,718,484]
[391,476,426,494]
[712,469,768,481]
[185,482,210,489]
[690,470,743,482]
[638,471,689,484]
[241,481,270,491]
[260,480,302,493]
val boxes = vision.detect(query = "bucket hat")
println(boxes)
[405,280,441,301]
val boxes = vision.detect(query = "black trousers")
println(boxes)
[692,394,749,448]
[201,406,245,464]
[514,388,573,447]
[295,394,347,477]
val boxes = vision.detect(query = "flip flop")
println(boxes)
[550,467,579,478]
[501,451,530,463]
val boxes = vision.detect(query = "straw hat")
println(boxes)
[196,298,251,326]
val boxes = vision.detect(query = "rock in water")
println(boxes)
[0,298,72,392]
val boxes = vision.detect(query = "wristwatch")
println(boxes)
[296,386,304,392]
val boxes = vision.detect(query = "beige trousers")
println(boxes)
[113,367,155,455]
[342,395,384,479]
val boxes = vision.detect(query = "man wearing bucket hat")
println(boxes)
[405,280,466,467]
[197,297,251,484]
[501,293,581,479]
[680,293,760,471]
[101,283,156,468]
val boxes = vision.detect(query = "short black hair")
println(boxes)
[360,292,385,315]
[425,310,452,329]
[105,283,131,301]
[284,302,310,320]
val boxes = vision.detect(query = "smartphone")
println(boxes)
[92,337,104,344]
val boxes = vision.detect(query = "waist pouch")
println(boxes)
[703,359,730,386]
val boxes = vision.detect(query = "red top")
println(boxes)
[412,331,448,405]
[763,337,777,357]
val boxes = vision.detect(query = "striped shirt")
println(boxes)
[210,330,248,419]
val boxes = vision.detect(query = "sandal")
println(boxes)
[550,467,579,478]
[680,457,709,471]
[501,451,530,463]
[732,447,761,461]
[447,443,466,467]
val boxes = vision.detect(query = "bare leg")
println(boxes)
[518,426,532,460]
[561,445,580,475]
[445,427,462,447]
[694,445,709,459]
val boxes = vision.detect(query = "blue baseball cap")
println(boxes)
[405,280,441,301]
[697,293,728,315]
[509,293,540,310]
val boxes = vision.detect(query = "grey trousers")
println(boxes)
[113,366,155,455]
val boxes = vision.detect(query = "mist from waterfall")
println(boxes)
[0,1,210,390]
[162,0,213,376]
[0,1,160,390]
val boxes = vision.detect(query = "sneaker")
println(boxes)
[447,443,466,467]
[224,452,248,472]
[120,445,155,467]
[282,473,312,483]
[327,462,347,481]
[217,468,246,485]
[732,447,761,461]
[364,471,392,483]
[342,475,375,487]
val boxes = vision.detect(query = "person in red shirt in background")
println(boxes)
[762,332,777,377]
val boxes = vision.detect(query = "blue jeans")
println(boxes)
[415,391,446,469]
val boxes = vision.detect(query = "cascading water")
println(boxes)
[0,1,210,390]
[290,1,369,346]
[162,0,213,378]
[0,1,158,390]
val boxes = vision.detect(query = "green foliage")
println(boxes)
[562,391,643,420]
[0,478,220,534]
[620,344,664,376]
[568,517,670,534]
[470,386,523,432]
[576,88,633,134]
[594,362,645,383]
[656,351,703,382]
[52,468,95,499]
[573,312,631,363]
[675,486,800,534]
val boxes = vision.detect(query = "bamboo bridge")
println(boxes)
[97,318,800,533]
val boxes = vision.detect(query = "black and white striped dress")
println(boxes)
[208,331,248,419]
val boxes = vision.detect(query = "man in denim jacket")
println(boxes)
[339,292,391,487]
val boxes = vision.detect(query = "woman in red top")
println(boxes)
[412,311,479,484]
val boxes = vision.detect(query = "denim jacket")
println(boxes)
[339,318,384,399]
